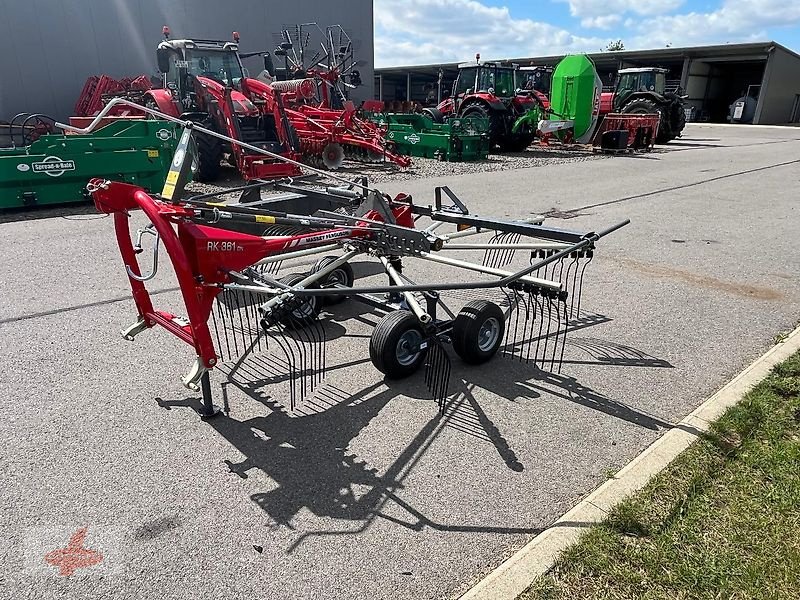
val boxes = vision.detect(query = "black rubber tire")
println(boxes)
[194,131,223,182]
[452,300,505,365]
[461,102,504,150]
[313,256,354,305]
[369,310,427,379]
[502,134,533,152]
[422,107,444,123]
[277,273,320,328]
[620,98,673,145]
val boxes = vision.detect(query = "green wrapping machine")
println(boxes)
[370,113,490,161]
[1,119,182,209]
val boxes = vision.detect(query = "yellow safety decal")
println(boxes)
[162,183,176,200]
[165,171,179,185]
[255,215,276,224]
[147,150,160,158]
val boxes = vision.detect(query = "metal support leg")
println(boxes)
[199,371,221,418]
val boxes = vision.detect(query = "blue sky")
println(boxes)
[374,0,800,66]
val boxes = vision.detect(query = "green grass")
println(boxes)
[521,350,800,600]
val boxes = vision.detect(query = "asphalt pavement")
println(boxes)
[1,123,798,599]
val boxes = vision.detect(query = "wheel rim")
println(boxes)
[396,329,423,366]
[477,317,500,352]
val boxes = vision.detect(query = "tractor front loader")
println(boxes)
[141,27,302,182]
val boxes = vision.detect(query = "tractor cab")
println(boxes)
[451,62,518,101]
[519,66,553,96]
[156,36,252,113]
[613,67,668,110]
[439,60,534,118]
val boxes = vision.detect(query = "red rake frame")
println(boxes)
[90,178,414,415]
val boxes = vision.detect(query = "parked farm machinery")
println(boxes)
[65,98,628,419]
[282,102,412,169]
[368,111,490,161]
[428,55,544,151]
[79,28,303,182]
[0,117,180,209]
[266,23,411,169]
[599,68,686,144]
[512,54,659,152]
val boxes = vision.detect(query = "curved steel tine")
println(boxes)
[574,251,594,319]
[534,294,546,367]
[524,292,537,364]
[285,311,311,403]
[557,298,570,373]
[266,317,298,410]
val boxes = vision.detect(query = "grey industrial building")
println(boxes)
[375,41,800,125]
[0,0,374,120]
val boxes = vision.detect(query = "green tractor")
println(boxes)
[600,68,686,144]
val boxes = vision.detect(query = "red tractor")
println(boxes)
[425,56,542,151]
[143,27,302,182]
[599,67,686,144]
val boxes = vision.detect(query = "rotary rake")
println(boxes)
[268,23,411,169]
[67,98,628,419]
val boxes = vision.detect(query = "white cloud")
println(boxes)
[629,0,800,48]
[562,0,684,18]
[374,0,605,67]
[580,15,623,29]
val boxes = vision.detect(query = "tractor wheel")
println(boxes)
[461,103,504,150]
[313,256,354,305]
[451,300,505,365]
[621,98,673,145]
[422,108,444,123]
[369,310,428,379]
[195,132,223,182]
[503,134,533,152]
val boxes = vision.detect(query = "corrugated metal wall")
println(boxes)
[0,0,373,119]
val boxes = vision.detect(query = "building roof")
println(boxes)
[375,41,799,76]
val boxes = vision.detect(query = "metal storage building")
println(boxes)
[375,41,800,125]
[0,0,374,120]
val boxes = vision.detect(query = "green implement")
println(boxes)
[512,54,602,143]
[1,119,182,210]
[548,54,602,143]
[370,113,490,162]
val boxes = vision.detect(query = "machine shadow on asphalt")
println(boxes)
[154,303,676,552]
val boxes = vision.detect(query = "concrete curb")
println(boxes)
[460,324,800,600]
[687,122,800,130]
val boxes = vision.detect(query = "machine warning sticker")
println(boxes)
[32,156,76,177]
[147,150,160,158]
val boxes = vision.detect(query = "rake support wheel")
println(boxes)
[313,256,355,305]
[370,311,428,379]
[276,273,321,328]
[452,300,505,364]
